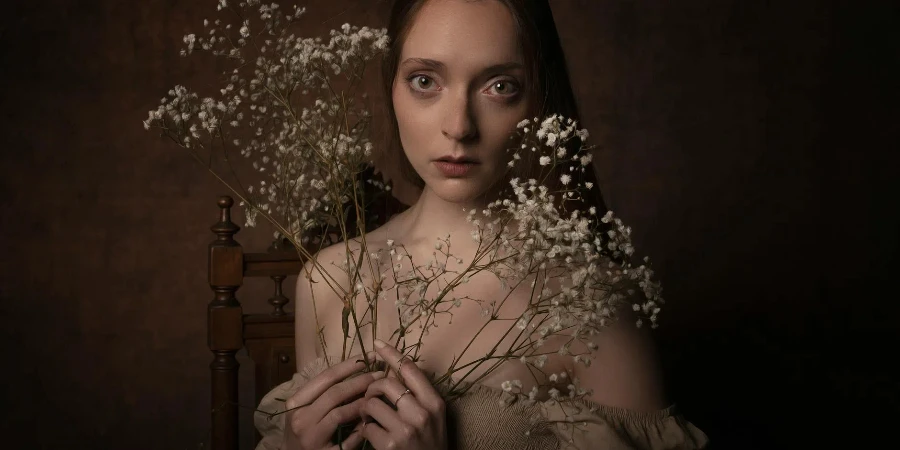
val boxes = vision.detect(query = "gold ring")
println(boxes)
[394,388,411,405]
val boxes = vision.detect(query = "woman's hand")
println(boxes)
[361,339,449,450]
[283,354,384,450]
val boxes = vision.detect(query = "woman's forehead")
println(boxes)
[402,0,522,66]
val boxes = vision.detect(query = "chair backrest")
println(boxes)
[206,185,407,450]
[207,196,303,450]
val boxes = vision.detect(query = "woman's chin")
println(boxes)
[426,178,491,205]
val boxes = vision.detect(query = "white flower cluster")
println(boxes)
[144,1,389,245]
[465,114,664,404]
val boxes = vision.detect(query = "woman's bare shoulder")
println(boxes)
[300,212,408,282]
[293,216,408,362]
[573,307,669,412]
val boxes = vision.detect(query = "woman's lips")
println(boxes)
[434,160,477,177]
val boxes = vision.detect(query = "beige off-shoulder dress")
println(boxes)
[255,357,709,450]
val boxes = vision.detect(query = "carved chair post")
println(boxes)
[208,196,243,450]
[266,236,295,316]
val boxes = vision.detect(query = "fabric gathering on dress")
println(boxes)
[254,357,709,450]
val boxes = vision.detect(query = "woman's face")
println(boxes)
[393,0,530,204]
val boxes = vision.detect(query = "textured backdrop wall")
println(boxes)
[1,1,895,449]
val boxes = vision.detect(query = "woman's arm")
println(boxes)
[573,307,669,411]
[294,244,349,369]
[295,258,327,367]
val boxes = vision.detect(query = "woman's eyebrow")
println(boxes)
[400,57,524,75]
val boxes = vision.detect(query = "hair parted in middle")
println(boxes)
[380,0,611,219]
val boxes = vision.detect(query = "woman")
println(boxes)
[256,0,709,448]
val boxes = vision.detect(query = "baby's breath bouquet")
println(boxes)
[144,0,390,251]
[144,0,664,439]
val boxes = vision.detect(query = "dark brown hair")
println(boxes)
[381,0,610,217]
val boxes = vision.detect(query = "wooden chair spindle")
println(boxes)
[268,274,289,316]
[207,196,243,450]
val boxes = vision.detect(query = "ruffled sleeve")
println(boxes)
[253,357,331,450]
[539,399,709,450]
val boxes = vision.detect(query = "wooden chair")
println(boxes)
[206,185,406,450]
[207,196,304,450]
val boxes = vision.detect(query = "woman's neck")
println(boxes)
[398,186,486,248]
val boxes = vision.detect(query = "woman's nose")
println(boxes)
[441,95,478,141]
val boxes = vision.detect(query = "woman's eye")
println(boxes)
[406,74,519,97]
[409,74,437,91]
[490,80,519,96]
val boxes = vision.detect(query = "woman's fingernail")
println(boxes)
[372,371,385,380]
[374,339,386,349]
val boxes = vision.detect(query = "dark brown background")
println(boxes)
[1,0,896,449]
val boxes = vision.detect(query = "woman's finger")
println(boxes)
[373,339,443,409]
[362,396,409,434]
[288,354,373,409]
[310,371,385,420]
[365,377,431,430]
[360,421,393,450]
[303,396,364,448]
[327,422,365,450]
[316,396,366,431]
[364,377,413,407]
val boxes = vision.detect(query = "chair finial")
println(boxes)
[217,196,234,209]
[212,196,240,241]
